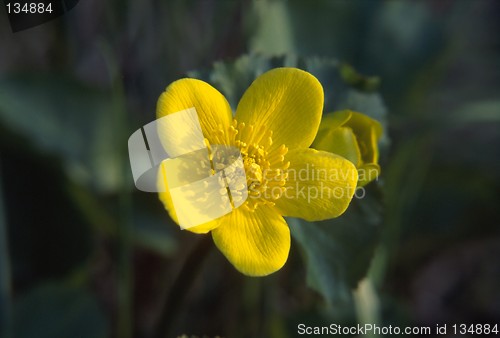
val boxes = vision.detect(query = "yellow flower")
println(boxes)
[312,110,382,187]
[157,68,358,276]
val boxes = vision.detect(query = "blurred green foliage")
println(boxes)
[0,0,499,337]
[13,281,108,338]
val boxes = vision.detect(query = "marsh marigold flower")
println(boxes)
[312,110,382,186]
[157,68,358,276]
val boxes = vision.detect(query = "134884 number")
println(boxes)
[6,2,53,14]
[452,324,499,335]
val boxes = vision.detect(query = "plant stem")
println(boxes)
[154,235,212,338]
[100,40,133,338]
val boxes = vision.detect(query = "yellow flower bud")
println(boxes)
[313,110,383,186]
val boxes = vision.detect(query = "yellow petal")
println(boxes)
[274,148,358,221]
[313,126,362,167]
[357,163,380,187]
[344,111,382,164]
[316,110,352,135]
[155,79,235,232]
[212,205,290,276]
[157,161,221,234]
[156,78,233,145]
[313,110,383,186]
[235,68,324,150]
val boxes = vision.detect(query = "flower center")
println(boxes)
[210,119,289,211]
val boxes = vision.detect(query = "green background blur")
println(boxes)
[1,1,499,337]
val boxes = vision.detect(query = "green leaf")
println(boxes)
[189,54,388,128]
[249,0,374,59]
[451,100,500,124]
[0,74,122,192]
[289,186,383,310]
[13,282,109,338]
[249,0,295,55]
[302,58,388,129]
[339,63,381,92]
[188,54,300,110]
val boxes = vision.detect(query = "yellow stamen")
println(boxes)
[210,119,290,211]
